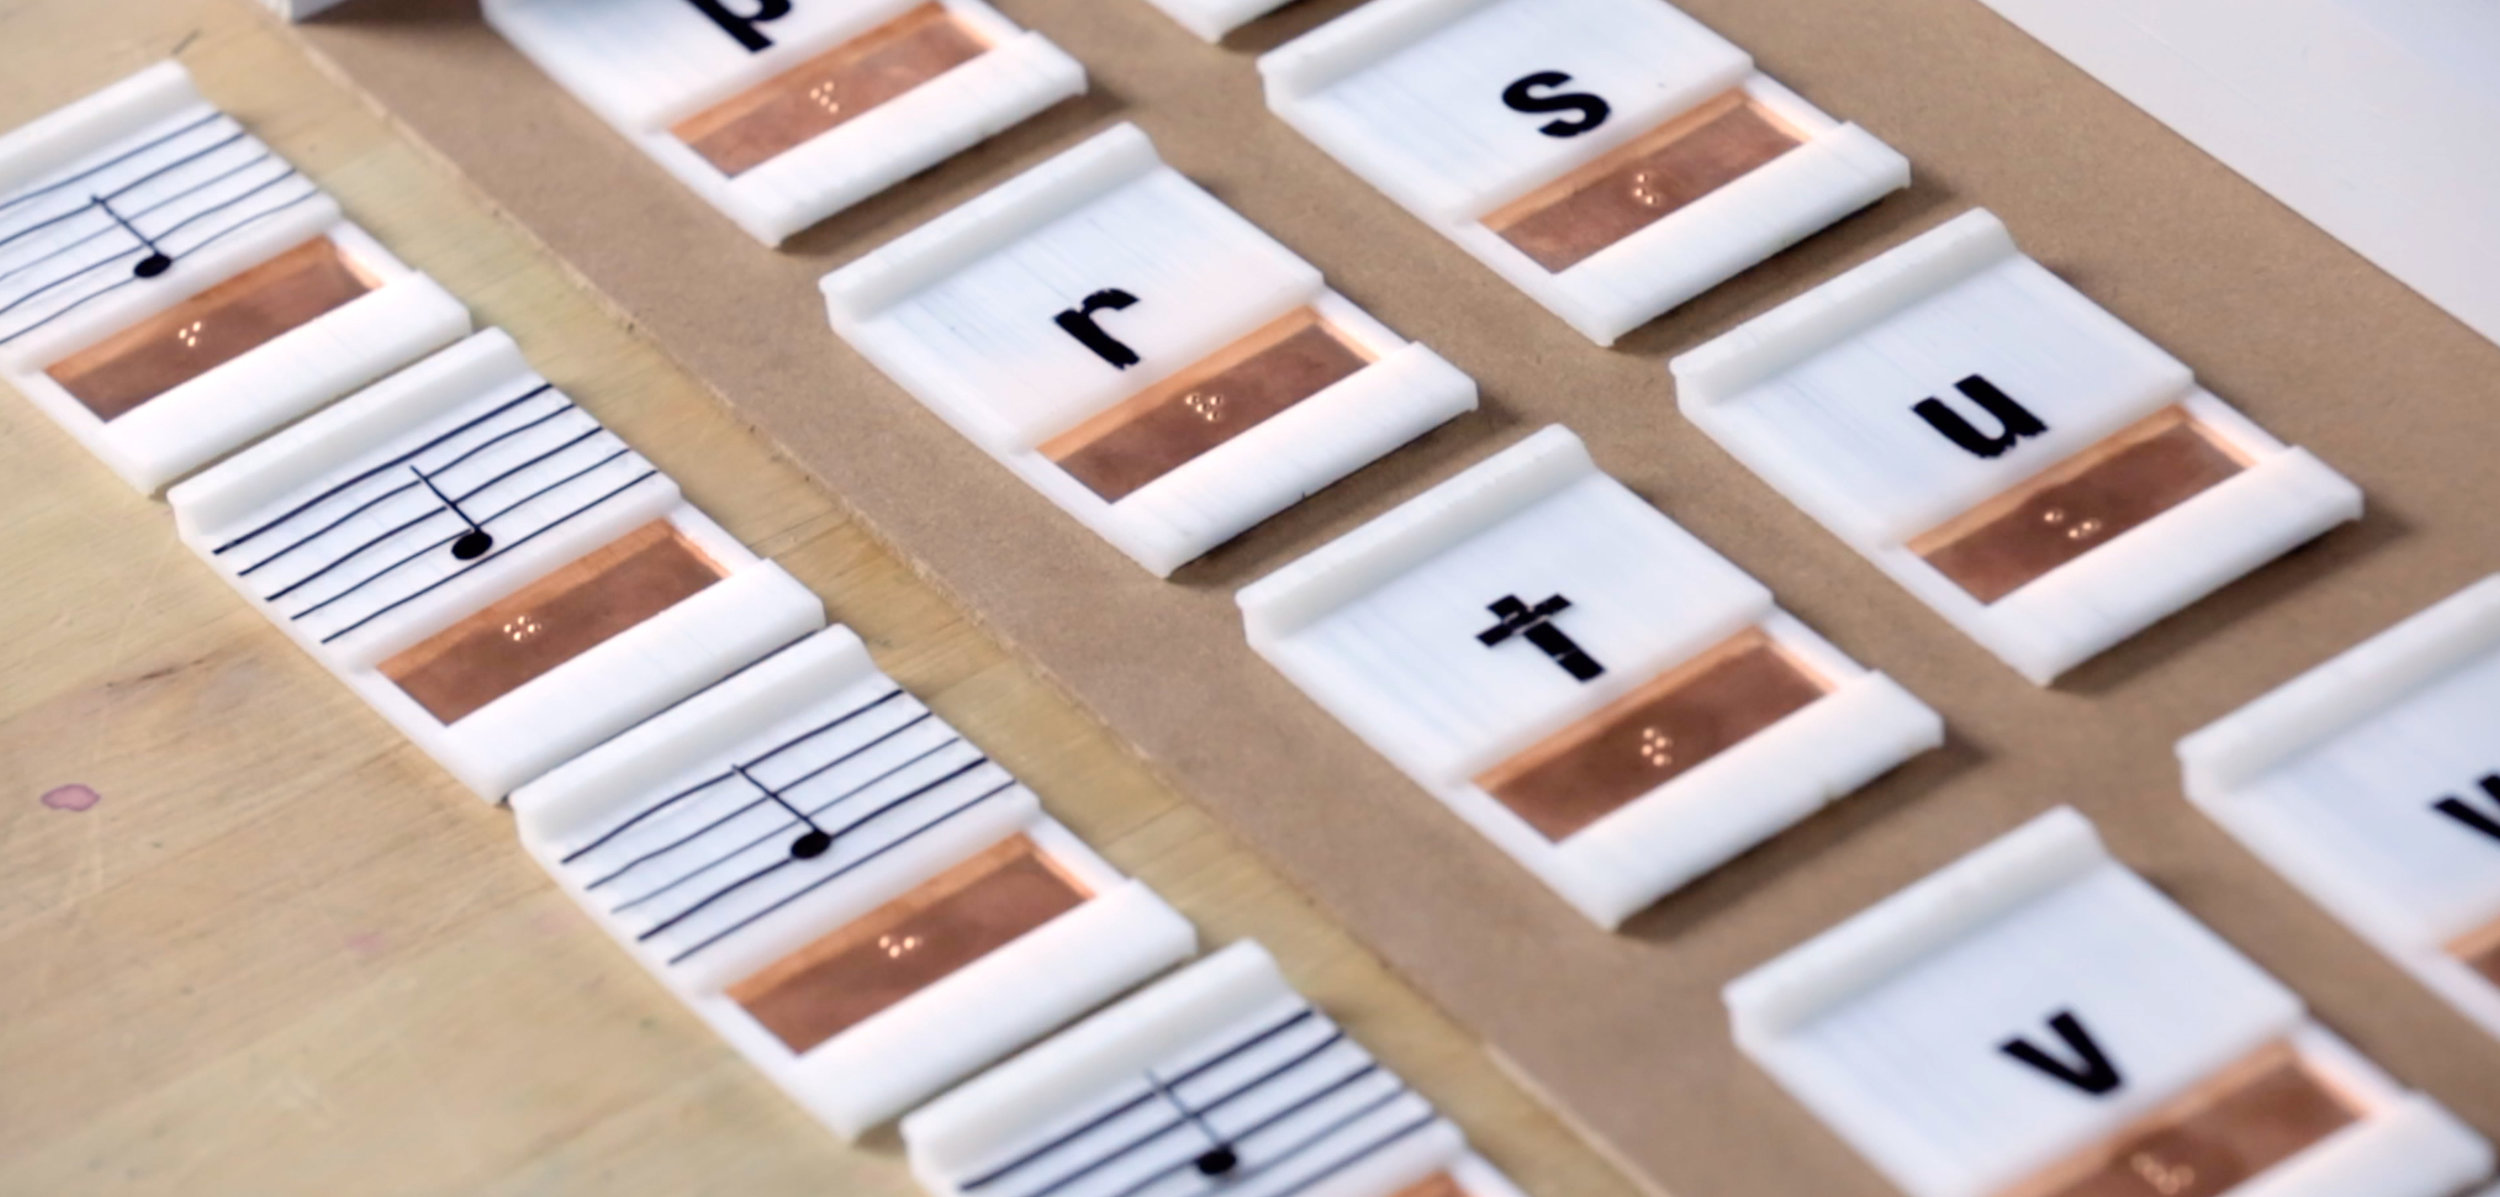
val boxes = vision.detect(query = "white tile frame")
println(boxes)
[825,123,1478,577]
[1726,807,2494,1197]
[514,626,1198,1138]
[1239,425,1941,927]
[1675,209,2363,684]
[484,0,1086,246]
[169,331,826,799]
[1138,0,1297,42]
[1259,0,1909,345]
[0,62,470,492]
[2180,574,2500,1044]
[904,941,1523,1197]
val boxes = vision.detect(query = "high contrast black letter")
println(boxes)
[1914,375,2049,460]
[1502,71,1612,139]
[2434,775,2500,844]
[1055,288,1143,370]
[683,0,794,52]
[1478,594,1604,682]
[1999,1010,2123,1096]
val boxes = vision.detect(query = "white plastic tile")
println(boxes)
[0,62,470,492]
[1726,807,2495,1197]
[1258,0,1908,345]
[2180,574,2500,1044]
[258,0,350,18]
[904,941,1524,1197]
[1675,210,2363,684]
[484,0,1085,246]
[512,626,1196,1138]
[824,123,1477,577]
[1237,425,1940,928]
[1139,0,1296,42]
[167,330,825,799]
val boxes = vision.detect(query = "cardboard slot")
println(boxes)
[670,3,989,177]
[2003,1043,2357,1197]
[380,520,724,724]
[726,835,1091,1054]
[1391,1175,1464,1197]
[44,237,376,422]
[1484,90,1804,273]
[1911,407,2251,605]
[1040,307,1373,502]
[2455,918,2500,987]
[1474,628,1830,842]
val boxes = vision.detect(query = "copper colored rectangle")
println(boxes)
[1485,91,1804,273]
[726,835,1091,1054]
[1912,408,2251,605]
[1040,308,1374,503]
[43,237,375,422]
[670,4,987,178]
[2456,919,2500,987]
[1390,1175,1465,1197]
[1474,629,1830,842]
[2005,1044,2356,1197]
[379,520,724,725]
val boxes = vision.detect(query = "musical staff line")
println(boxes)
[546,675,1027,969]
[1,105,320,347]
[0,148,280,286]
[277,441,627,609]
[0,108,220,217]
[622,754,992,937]
[313,465,658,645]
[954,1001,1438,1197]
[663,779,1015,967]
[213,382,555,556]
[270,433,623,609]
[557,686,908,864]
[960,1009,1320,1191]
[587,710,939,891]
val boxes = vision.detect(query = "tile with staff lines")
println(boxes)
[0,60,467,491]
[515,626,1195,1139]
[169,330,825,799]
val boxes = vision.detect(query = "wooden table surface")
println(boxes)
[0,2,1643,1193]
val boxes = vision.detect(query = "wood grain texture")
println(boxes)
[0,4,1638,1194]
[285,0,2500,1194]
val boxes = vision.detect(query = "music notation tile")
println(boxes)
[484,0,1086,246]
[512,626,1196,1138]
[1727,808,2495,1197]
[824,123,1477,577]
[1258,0,1908,346]
[2180,575,2500,1044]
[167,330,825,799]
[1138,0,1297,43]
[1675,211,2364,684]
[1237,426,1941,927]
[903,940,1525,1197]
[0,62,469,491]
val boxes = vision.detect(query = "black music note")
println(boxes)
[92,193,173,279]
[410,464,496,560]
[734,764,833,860]
[1144,1068,1237,1177]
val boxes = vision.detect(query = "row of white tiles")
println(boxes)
[1,61,1523,1197]
[12,3,2500,1192]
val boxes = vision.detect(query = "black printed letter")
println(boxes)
[1914,375,2048,459]
[1502,71,1611,139]
[2434,775,2500,844]
[684,0,793,52]
[1055,289,1142,370]
[1999,1010,2123,1096]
